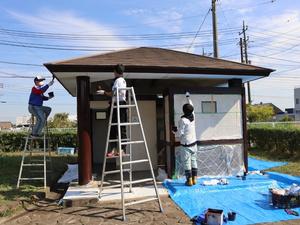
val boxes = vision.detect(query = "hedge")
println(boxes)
[0,131,77,152]
[248,127,300,155]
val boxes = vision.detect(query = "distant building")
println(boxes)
[68,114,77,122]
[16,116,31,126]
[294,88,300,120]
[0,121,12,130]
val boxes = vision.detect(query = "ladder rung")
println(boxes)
[110,122,140,126]
[122,159,149,165]
[25,137,50,140]
[104,169,130,175]
[30,159,51,162]
[102,183,122,189]
[125,197,158,206]
[108,138,130,143]
[116,87,133,91]
[121,140,144,145]
[23,163,44,166]
[30,170,52,173]
[20,177,44,180]
[113,105,136,108]
[124,178,153,185]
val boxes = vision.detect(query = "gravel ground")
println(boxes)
[1,195,300,225]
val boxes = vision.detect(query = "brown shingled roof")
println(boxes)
[45,47,274,76]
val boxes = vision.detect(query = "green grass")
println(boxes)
[249,148,300,176]
[0,152,77,217]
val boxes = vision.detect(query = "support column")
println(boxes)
[228,78,248,172]
[77,76,92,185]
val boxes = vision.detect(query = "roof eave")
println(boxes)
[44,64,273,77]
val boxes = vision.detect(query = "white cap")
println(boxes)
[34,75,45,82]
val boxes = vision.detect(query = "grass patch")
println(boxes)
[0,152,77,217]
[249,148,300,176]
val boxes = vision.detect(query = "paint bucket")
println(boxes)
[228,211,236,221]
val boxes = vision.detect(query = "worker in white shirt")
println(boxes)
[172,93,198,186]
[97,64,127,157]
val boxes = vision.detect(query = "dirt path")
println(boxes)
[1,196,300,225]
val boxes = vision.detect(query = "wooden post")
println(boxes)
[241,85,248,172]
[228,79,248,172]
[77,76,92,185]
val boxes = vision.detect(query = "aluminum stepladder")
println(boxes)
[99,86,163,221]
[17,115,52,189]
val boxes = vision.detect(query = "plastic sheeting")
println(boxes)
[58,164,78,183]
[248,157,287,171]
[175,144,244,177]
[164,173,300,225]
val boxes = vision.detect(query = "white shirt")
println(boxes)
[112,77,126,102]
[175,117,197,145]
[175,96,197,145]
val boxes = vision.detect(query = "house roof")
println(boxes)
[44,47,274,96]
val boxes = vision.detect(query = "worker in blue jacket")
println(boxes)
[28,76,54,137]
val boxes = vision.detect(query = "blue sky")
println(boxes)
[0,0,300,122]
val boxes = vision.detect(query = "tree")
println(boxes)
[247,104,274,122]
[48,113,77,128]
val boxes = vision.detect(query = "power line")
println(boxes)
[187,8,211,52]
[249,53,300,64]
[0,60,42,67]
[0,27,239,40]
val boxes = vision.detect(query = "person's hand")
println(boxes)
[172,126,178,133]
[96,90,105,95]
[48,80,54,86]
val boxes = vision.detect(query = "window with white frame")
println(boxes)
[201,101,217,113]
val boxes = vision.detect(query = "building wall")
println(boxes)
[173,94,244,176]
[90,100,157,171]
[173,94,243,140]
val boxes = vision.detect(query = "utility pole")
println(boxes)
[239,38,244,63]
[239,21,251,104]
[212,0,219,58]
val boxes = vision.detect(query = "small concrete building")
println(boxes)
[0,121,12,130]
[44,47,273,184]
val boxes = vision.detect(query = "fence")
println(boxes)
[248,121,300,129]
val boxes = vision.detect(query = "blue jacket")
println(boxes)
[28,85,49,106]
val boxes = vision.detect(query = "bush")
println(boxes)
[0,130,77,152]
[248,127,300,155]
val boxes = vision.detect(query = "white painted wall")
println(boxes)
[173,94,243,140]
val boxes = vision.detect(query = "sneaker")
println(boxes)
[106,149,116,157]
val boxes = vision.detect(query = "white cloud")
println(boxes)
[239,9,300,109]
[123,8,183,33]
[6,9,132,51]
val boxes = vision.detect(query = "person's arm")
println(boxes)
[32,85,49,95]
[104,91,113,97]
[174,119,185,138]
[42,95,49,101]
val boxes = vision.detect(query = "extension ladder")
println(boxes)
[17,115,52,189]
[99,86,163,221]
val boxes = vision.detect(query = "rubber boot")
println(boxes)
[192,168,197,185]
[186,177,193,186]
[185,170,193,186]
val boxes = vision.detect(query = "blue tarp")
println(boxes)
[164,172,300,225]
[248,157,287,171]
